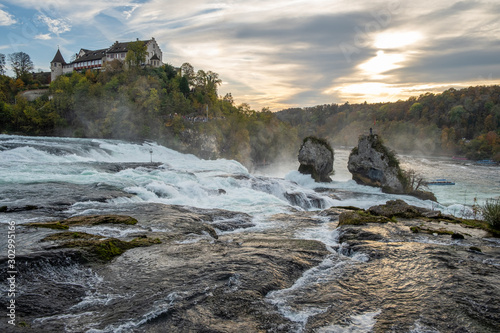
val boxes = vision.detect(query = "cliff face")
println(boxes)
[348,134,404,193]
[178,129,221,160]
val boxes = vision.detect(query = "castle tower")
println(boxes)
[50,48,66,82]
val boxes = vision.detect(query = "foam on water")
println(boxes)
[294,216,339,251]
[0,135,314,217]
[265,253,365,332]
[317,309,382,333]
[86,292,183,333]
[2,135,498,332]
[409,320,440,333]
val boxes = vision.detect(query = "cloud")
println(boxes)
[2,0,499,110]
[0,8,17,26]
[123,4,141,20]
[34,33,51,40]
[37,14,71,34]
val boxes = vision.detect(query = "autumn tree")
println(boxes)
[9,52,34,79]
[223,93,234,105]
[180,63,195,83]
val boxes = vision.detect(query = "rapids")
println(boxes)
[0,135,499,332]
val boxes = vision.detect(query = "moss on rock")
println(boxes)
[42,231,103,241]
[41,231,161,262]
[62,215,138,226]
[338,210,391,226]
[302,136,334,155]
[27,214,138,230]
[27,222,69,230]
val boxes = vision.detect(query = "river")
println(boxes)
[0,135,499,332]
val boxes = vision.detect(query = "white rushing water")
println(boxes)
[1,134,498,224]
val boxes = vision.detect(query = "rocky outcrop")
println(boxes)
[298,137,334,182]
[338,210,391,226]
[348,134,404,193]
[368,199,428,218]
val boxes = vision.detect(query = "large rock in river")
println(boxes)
[298,137,334,182]
[347,134,404,193]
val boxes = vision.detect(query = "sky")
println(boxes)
[0,0,499,111]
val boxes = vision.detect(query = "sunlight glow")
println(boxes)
[358,51,405,77]
[374,31,422,49]
[330,82,402,102]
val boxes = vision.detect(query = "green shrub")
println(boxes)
[482,198,500,230]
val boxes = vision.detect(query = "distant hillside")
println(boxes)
[276,86,500,161]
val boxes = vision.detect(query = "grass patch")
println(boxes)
[435,217,500,237]
[482,198,500,230]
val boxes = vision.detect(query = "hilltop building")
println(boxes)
[51,37,163,81]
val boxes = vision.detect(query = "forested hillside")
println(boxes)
[0,60,299,168]
[277,86,500,161]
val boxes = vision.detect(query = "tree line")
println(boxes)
[276,86,500,161]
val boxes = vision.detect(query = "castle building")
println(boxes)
[51,37,163,81]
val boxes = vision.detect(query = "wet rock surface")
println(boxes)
[333,222,500,332]
[1,203,499,332]
[0,181,133,219]
[0,204,328,332]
